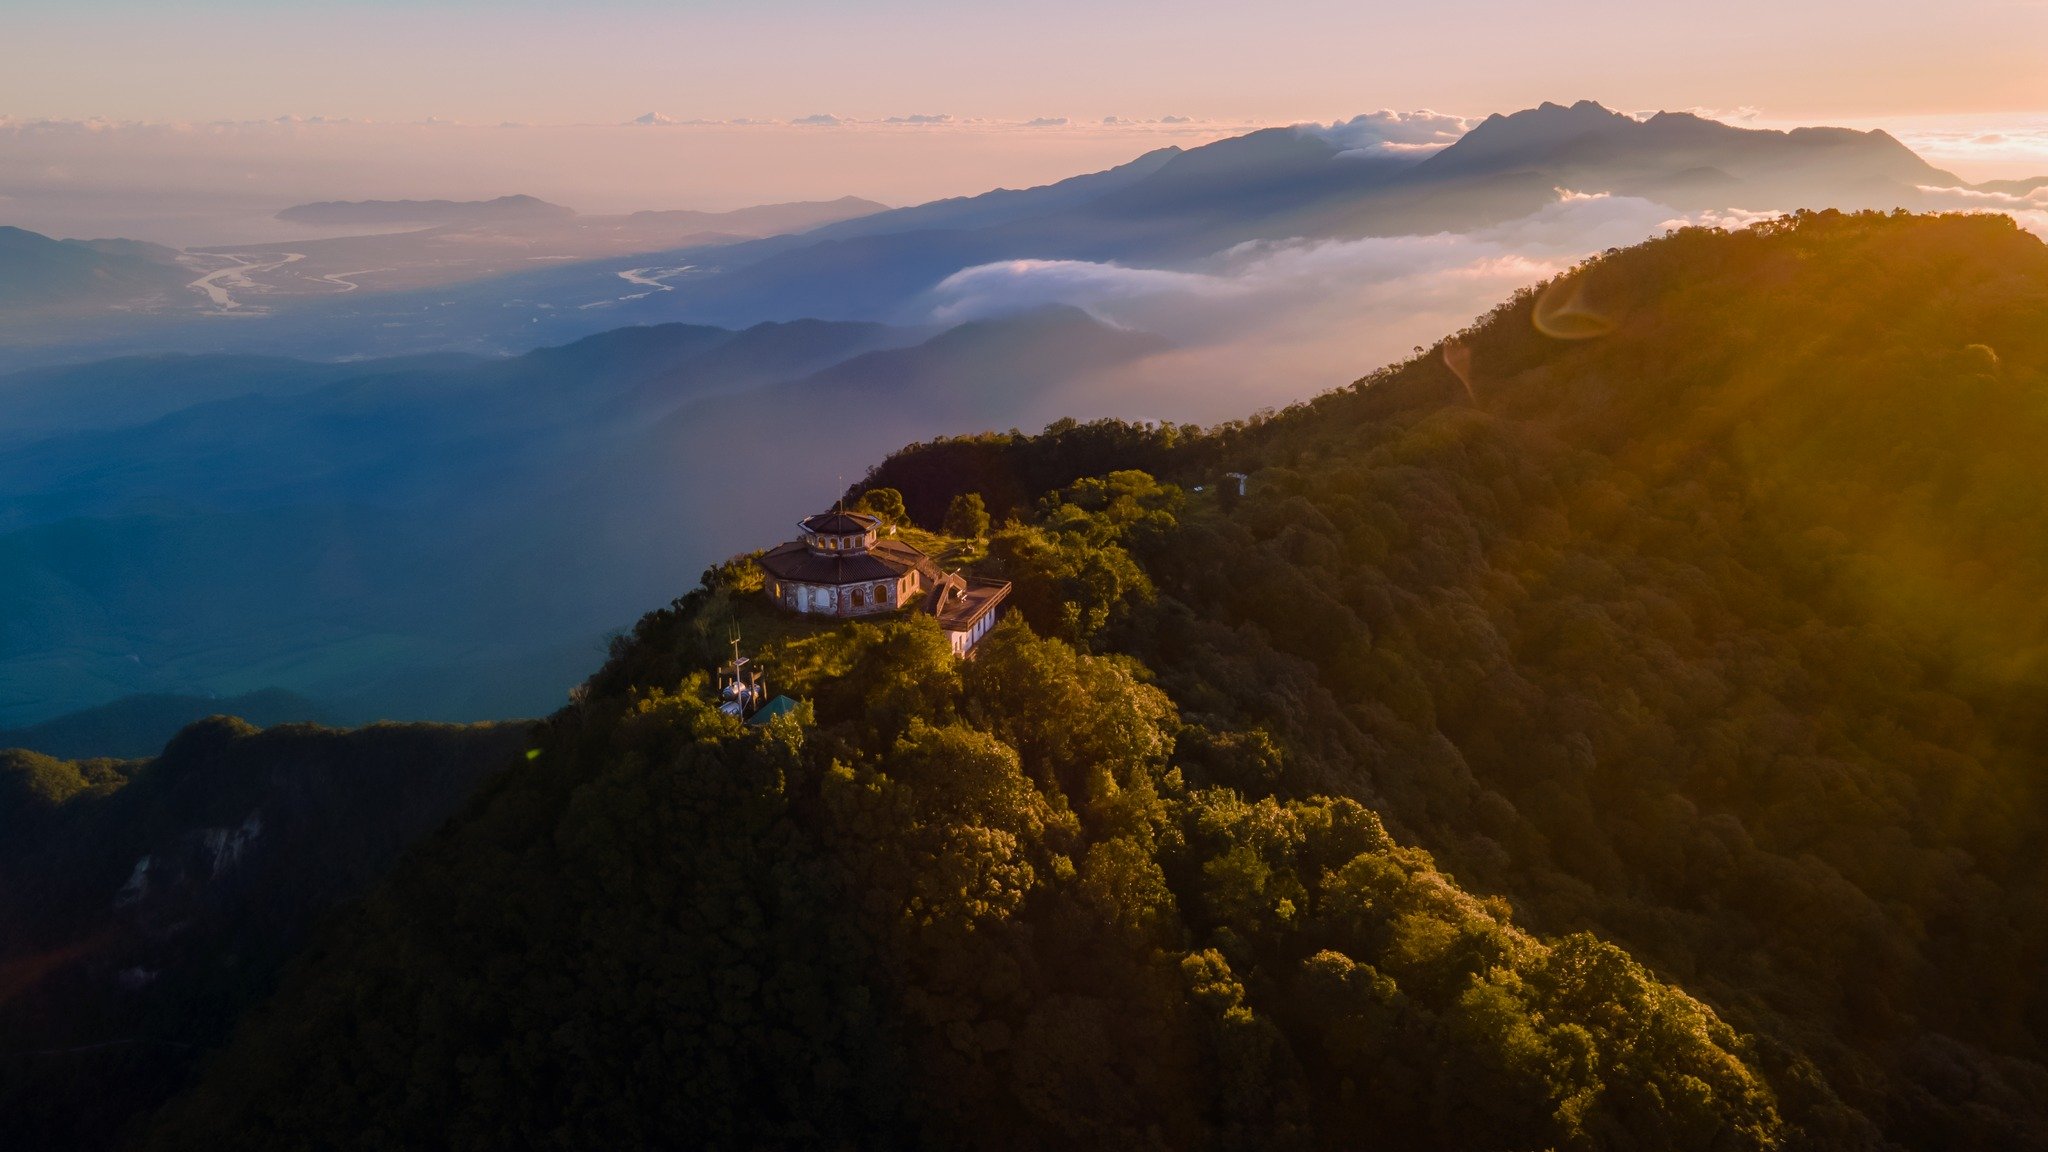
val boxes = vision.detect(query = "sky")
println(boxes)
[6,0,2046,124]
[3,0,2046,244]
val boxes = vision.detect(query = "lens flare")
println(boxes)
[1442,340,1478,403]
[1532,276,1619,340]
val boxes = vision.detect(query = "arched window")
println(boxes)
[850,586,867,608]
[874,582,889,604]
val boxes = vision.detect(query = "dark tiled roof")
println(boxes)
[758,538,930,584]
[925,574,1011,632]
[799,511,880,535]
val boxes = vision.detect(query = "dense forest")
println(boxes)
[32,209,2048,1149]
[0,719,527,1149]
[866,210,2048,1147]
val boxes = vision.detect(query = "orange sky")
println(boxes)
[8,1,2045,126]
[4,1,2045,243]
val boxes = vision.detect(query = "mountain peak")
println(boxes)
[1419,99,1951,191]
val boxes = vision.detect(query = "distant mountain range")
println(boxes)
[276,193,576,226]
[2,101,2037,372]
[4,98,2046,734]
[0,226,188,312]
[0,195,893,359]
[0,689,332,760]
[0,305,1155,729]
[569,100,1979,325]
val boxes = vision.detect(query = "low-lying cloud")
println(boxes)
[1914,182,2048,237]
[1293,110,1472,158]
[928,190,1776,423]
[932,189,1713,334]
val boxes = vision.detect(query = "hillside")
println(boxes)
[144,568,1785,1151]
[0,717,530,1150]
[126,211,2048,1149]
[0,226,188,312]
[0,689,332,760]
[864,209,2048,1146]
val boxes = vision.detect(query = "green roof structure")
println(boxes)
[745,695,801,726]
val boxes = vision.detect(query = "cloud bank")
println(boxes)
[932,189,1706,332]
[1915,182,2048,237]
[928,190,1778,423]
[1293,110,1473,158]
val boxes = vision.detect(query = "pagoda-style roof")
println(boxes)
[758,537,937,585]
[799,511,880,536]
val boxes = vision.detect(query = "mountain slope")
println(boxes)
[107,209,2048,1151]
[0,717,529,1151]
[0,226,188,311]
[142,567,1783,1152]
[0,689,332,759]
[862,208,2048,1147]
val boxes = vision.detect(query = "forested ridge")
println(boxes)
[0,720,528,1149]
[144,210,2048,1149]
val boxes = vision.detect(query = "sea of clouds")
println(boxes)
[925,189,1791,424]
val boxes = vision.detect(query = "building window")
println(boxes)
[851,587,867,608]
[874,582,889,604]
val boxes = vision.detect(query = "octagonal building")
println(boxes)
[758,510,939,617]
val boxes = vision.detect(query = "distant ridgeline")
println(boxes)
[28,209,2048,1150]
[0,689,334,760]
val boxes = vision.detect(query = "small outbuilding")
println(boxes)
[925,571,1011,657]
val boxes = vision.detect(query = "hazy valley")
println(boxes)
[7,100,2043,746]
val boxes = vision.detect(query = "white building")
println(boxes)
[925,572,1011,657]
[758,511,937,617]
[756,506,1012,655]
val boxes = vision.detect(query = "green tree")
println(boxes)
[858,486,908,524]
[944,491,990,539]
